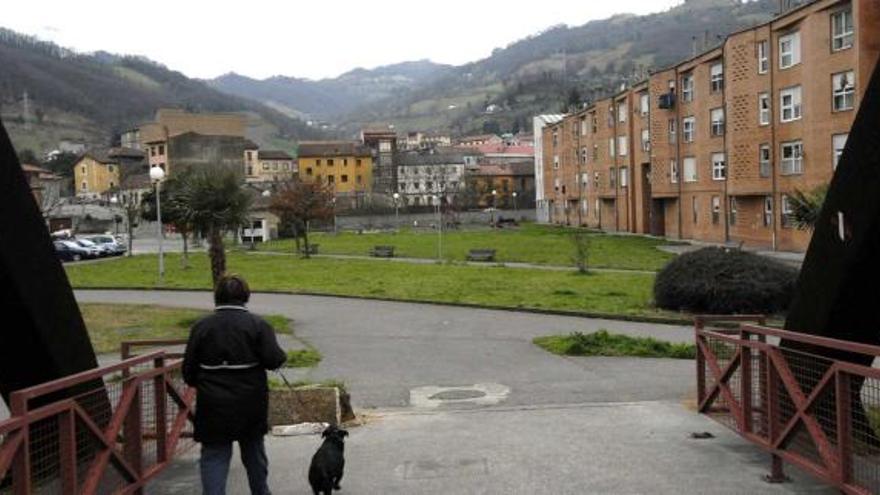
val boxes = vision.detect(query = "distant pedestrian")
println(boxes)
[183,274,287,495]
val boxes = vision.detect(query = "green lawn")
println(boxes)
[66,252,682,320]
[257,224,676,271]
[534,330,696,359]
[79,303,291,354]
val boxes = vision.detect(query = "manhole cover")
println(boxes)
[429,389,487,400]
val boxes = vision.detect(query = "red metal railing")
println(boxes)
[0,351,195,494]
[696,316,880,494]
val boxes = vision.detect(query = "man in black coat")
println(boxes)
[183,274,287,495]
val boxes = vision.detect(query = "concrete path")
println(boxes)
[68,290,834,493]
[251,250,658,275]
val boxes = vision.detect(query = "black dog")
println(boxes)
[309,425,348,495]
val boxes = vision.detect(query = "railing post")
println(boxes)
[58,409,77,494]
[764,355,787,483]
[10,394,30,495]
[123,380,144,495]
[741,343,753,434]
[836,370,852,487]
[154,356,168,463]
[695,317,706,405]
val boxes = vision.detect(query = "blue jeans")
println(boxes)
[200,435,271,495]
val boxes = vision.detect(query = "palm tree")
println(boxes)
[788,184,828,230]
[172,167,252,285]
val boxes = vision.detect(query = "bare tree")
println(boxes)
[269,180,335,259]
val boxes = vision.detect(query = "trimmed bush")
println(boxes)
[654,247,798,314]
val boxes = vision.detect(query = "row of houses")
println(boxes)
[535,0,879,252]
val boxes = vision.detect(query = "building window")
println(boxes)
[832,71,855,112]
[711,153,726,181]
[670,160,679,183]
[764,196,773,227]
[683,157,697,183]
[779,32,800,69]
[781,141,804,175]
[82,181,87,191]
[728,197,738,226]
[328,159,334,166]
[757,40,769,74]
[668,119,676,144]
[328,175,335,184]
[780,86,802,122]
[609,138,616,158]
[262,162,270,171]
[594,172,600,189]
[150,147,156,157]
[640,93,649,116]
[306,167,313,176]
[317,159,322,166]
[831,9,854,52]
[833,133,848,171]
[158,145,165,155]
[711,196,721,225]
[758,93,771,126]
[343,159,348,166]
[618,103,627,123]
[692,196,698,224]
[710,63,724,92]
[710,108,725,137]
[554,178,561,192]
[341,174,349,183]
[617,136,628,157]
[682,117,695,143]
[781,194,794,228]
[591,114,598,133]
[592,144,598,161]
[553,156,559,169]
[581,172,589,188]
[81,165,86,174]
[619,167,628,188]
[641,129,650,152]
[247,165,254,175]
[356,159,362,166]
[759,144,771,178]
[610,167,617,188]
[580,147,588,165]
[246,151,253,161]
[552,130,558,147]
[681,73,694,102]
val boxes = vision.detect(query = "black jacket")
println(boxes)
[183,306,287,444]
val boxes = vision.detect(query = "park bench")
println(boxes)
[300,244,319,255]
[370,245,395,258]
[466,249,497,262]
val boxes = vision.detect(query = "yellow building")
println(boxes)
[297,141,373,195]
[73,148,144,198]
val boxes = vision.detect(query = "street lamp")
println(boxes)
[109,195,119,235]
[392,192,400,230]
[149,166,166,282]
[491,189,498,227]
[512,191,518,212]
[332,197,338,234]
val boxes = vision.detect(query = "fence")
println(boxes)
[696,316,880,494]
[0,350,194,494]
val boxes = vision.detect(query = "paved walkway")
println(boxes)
[68,290,833,493]
[251,250,658,275]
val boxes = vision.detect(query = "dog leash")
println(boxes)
[273,369,312,413]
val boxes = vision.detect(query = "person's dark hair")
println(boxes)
[214,274,250,306]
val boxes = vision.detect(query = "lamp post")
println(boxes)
[433,195,442,260]
[512,191,518,212]
[149,166,166,282]
[110,195,119,234]
[332,197,337,234]
[491,189,497,227]
[392,192,400,230]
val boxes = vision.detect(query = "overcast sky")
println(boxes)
[4,0,685,80]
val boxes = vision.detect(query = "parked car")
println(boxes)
[54,241,91,262]
[85,235,126,256]
[73,239,104,258]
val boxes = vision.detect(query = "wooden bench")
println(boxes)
[466,249,497,262]
[300,243,319,255]
[370,245,395,258]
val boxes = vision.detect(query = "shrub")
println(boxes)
[533,330,695,359]
[653,247,798,314]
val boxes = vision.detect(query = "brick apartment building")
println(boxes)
[540,0,879,251]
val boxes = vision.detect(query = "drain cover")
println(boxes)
[429,389,487,400]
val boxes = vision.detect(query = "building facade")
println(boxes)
[245,150,296,182]
[297,142,374,206]
[540,0,879,252]
[73,148,145,197]
[395,151,466,206]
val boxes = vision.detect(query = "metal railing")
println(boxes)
[696,316,880,494]
[0,351,194,494]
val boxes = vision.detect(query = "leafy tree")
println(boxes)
[170,167,252,284]
[570,231,591,274]
[43,151,79,176]
[567,87,581,109]
[788,184,828,230]
[268,180,334,259]
[17,148,38,164]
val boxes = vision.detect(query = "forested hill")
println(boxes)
[0,28,324,155]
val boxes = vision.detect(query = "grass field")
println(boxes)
[66,252,680,320]
[80,303,291,354]
[257,224,676,271]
